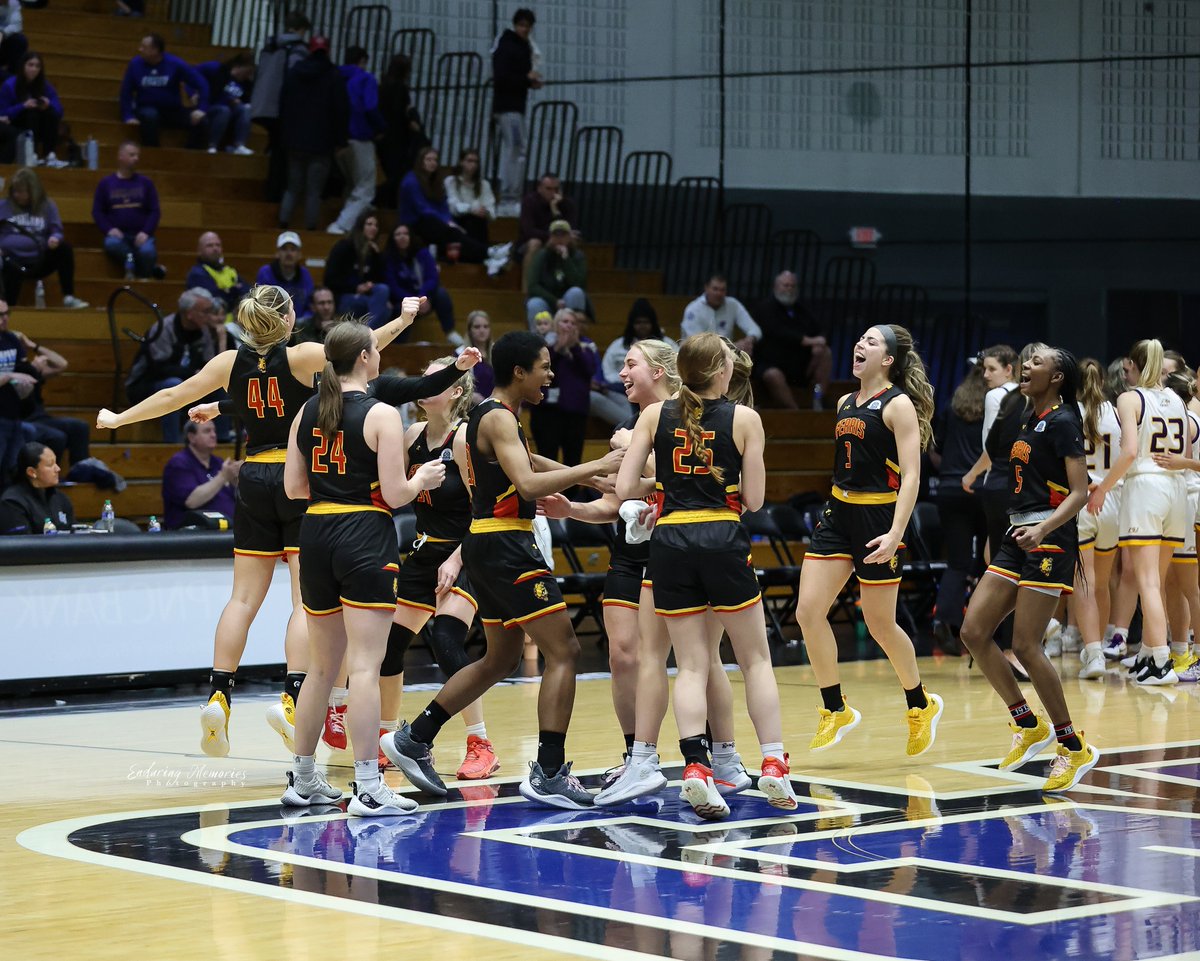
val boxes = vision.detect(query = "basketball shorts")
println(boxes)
[1078,483,1120,554]
[648,518,761,617]
[987,521,1078,595]
[603,544,649,610]
[299,510,398,616]
[395,538,477,614]
[462,528,566,628]
[1119,473,1188,548]
[1174,488,1200,562]
[806,497,905,585]
[234,461,305,556]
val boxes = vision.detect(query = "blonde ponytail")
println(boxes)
[1078,358,1106,449]
[238,284,293,353]
[1129,339,1166,390]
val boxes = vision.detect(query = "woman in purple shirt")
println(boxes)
[528,308,599,467]
[161,419,238,528]
[380,223,458,343]
[0,52,62,162]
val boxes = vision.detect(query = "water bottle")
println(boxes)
[101,499,115,533]
[34,279,45,309]
[86,137,99,171]
[147,515,161,533]
[124,251,135,280]
[42,517,57,535]
[18,130,34,167]
[811,382,824,411]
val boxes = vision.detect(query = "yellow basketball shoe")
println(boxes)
[200,692,231,758]
[998,716,1055,770]
[905,689,944,757]
[809,697,862,752]
[1043,736,1100,793]
[1171,650,1198,674]
[266,692,297,754]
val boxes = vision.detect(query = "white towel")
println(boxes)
[620,500,655,544]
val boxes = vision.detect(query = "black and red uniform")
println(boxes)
[604,413,656,609]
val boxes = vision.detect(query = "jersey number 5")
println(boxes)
[247,377,286,418]
[672,428,715,475]
[311,429,347,474]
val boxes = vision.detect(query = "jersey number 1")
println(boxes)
[247,377,285,418]
[311,429,347,474]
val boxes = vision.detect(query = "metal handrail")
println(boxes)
[104,285,163,441]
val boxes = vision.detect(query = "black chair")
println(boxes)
[546,518,610,642]
[741,507,802,655]
[898,500,947,637]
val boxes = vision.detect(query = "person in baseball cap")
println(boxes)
[256,230,314,320]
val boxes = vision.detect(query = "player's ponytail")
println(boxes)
[881,324,934,451]
[1078,358,1106,448]
[1129,339,1166,390]
[238,284,293,353]
[317,321,372,442]
[721,336,754,407]
[676,332,728,485]
[1165,368,1196,408]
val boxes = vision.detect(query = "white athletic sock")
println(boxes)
[1171,640,1188,656]
[381,719,398,733]
[330,686,348,708]
[1104,624,1115,641]
[759,741,785,761]
[631,740,657,762]
[465,721,487,740]
[1083,641,1102,654]
[711,741,737,764]
[294,754,316,779]
[354,759,380,791]
[1190,630,1196,653]
[1152,647,1172,667]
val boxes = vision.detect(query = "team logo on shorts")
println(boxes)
[534,582,549,601]
[1040,557,1053,575]
[888,555,899,572]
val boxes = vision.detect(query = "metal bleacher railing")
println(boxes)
[168,0,983,405]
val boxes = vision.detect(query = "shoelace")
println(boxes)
[601,763,626,786]
[1047,750,1071,778]
[328,709,346,734]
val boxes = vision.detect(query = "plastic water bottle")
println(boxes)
[42,517,57,535]
[34,279,45,309]
[18,130,34,166]
[86,137,99,171]
[147,515,161,533]
[124,251,135,280]
[101,499,115,533]
[811,382,824,411]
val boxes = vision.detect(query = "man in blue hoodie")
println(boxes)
[120,33,210,149]
[326,45,383,236]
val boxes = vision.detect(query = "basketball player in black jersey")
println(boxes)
[95,288,433,758]
[380,358,502,781]
[617,332,796,819]
[959,346,1100,792]
[382,331,625,809]
[796,325,944,758]
[281,321,446,816]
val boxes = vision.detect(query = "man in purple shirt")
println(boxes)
[93,141,166,280]
[161,419,239,529]
[120,32,210,149]
[528,308,598,468]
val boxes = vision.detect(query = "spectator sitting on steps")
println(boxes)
[186,230,249,320]
[381,223,460,345]
[196,51,255,155]
[753,269,831,410]
[0,51,62,165]
[525,219,591,327]
[161,419,238,530]
[8,311,88,467]
[0,441,73,534]
[0,166,88,308]
[92,140,167,280]
[323,207,389,328]
[120,32,210,150]
[256,230,313,321]
[293,285,337,344]
[680,272,760,352]
[516,172,577,291]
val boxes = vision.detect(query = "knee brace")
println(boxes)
[381,623,416,677]
[427,615,473,678]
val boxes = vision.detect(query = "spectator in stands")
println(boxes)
[324,207,389,327]
[293,285,337,344]
[528,307,598,467]
[444,147,497,249]
[250,10,310,202]
[754,270,830,409]
[680,273,760,351]
[0,167,88,308]
[186,230,248,318]
[399,145,509,271]
[516,171,577,287]
[491,7,541,216]
[600,297,674,394]
[196,51,254,155]
[0,51,61,164]
[161,419,238,530]
[11,324,88,467]
[256,230,313,320]
[277,35,348,232]
[92,140,166,280]
[0,1,26,79]
[381,223,459,342]
[120,32,210,149]
[525,219,591,326]
[457,308,494,405]
[377,53,427,208]
[0,297,33,475]
[125,287,225,442]
[0,441,72,533]
[115,0,145,15]
[327,45,383,236]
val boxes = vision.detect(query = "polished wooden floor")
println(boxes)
[6,653,1200,961]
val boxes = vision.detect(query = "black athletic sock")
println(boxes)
[623,732,635,758]
[410,700,451,744]
[904,683,928,710]
[284,672,305,704]
[1054,720,1083,752]
[382,623,415,677]
[428,615,472,677]
[209,670,234,704]
[537,730,566,773]
[820,683,844,713]
[679,734,711,767]
[1008,699,1038,729]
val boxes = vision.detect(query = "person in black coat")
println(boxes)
[277,36,349,231]
[376,53,427,208]
[0,441,73,534]
[753,270,830,409]
[491,8,541,210]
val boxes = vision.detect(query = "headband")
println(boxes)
[876,325,899,358]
